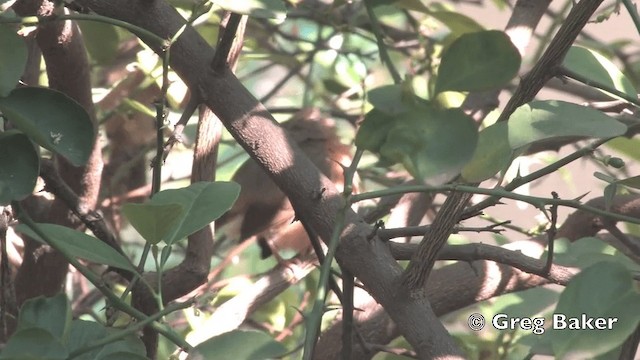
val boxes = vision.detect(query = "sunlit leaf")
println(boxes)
[461,122,512,182]
[121,202,184,244]
[435,30,520,93]
[379,104,477,185]
[563,46,637,99]
[150,182,240,244]
[508,101,627,149]
[549,262,640,358]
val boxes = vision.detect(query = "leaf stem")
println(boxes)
[12,202,191,352]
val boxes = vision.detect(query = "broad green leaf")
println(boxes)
[187,330,288,360]
[150,182,240,244]
[463,100,628,182]
[379,104,477,185]
[563,46,637,99]
[367,82,425,115]
[508,101,627,149]
[95,328,146,360]
[0,87,94,166]
[0,24,27,97]
[428,11,484,36]
[121,202,184,244]
[96,353,147,360]
[393,1,484,35]
[550,261,640,358]
[461,122,512,182]
[607,137,640,162]
[0,328,68,360]
[0,130,39,205]
[17,294,70,341]
[617,175,640,189]
[435,30,520,94]
[15,223,135,272]
[213,0,286,21]
[78,21,120,65]
[550,237,640,272]
[65,320,108,360]
[355,108,399,153]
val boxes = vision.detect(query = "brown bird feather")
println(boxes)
[216,108,354,259]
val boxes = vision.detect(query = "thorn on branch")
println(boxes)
[543,191,559,274]
[368,220,385,241]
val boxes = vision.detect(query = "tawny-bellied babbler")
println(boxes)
[216,108,355,259]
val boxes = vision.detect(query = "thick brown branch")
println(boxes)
[13,0,103,309]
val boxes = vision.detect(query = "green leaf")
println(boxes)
[0,24,27,97]
[0,130,39,205]
[96,353,147,360]
[393,1,484,35]
[379,104,478,185]
[67,320,146,360]
[95,328,146,359]
[355,108,399,153]
[551,237,640,272]
[16,294,70,341]
[463,100,629,182]
[549,261,640,358]
[0,328,68,360]
[607,137,640,162]
[367,84,418,115]
[0,87,94,166]
[563,46,637,99]
[508,100,627,149]
[15,223,135,272]
[428,11,485,36]
[617,175,640,189]
[121,202,184,244]
[213,0,286,21]
[78,21,120,65]
[187,330,288,360]
[435,30,520,94]
[461,122,512,182]
[65,320,108,360]
[603,183,616,211]
[150,181,240,244]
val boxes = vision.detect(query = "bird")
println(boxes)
[216,108,355,260]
